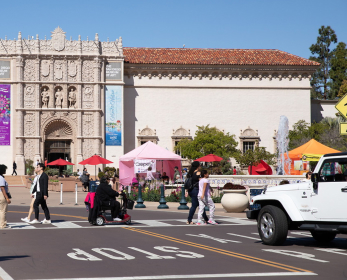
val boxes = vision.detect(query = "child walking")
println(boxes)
[197,170,218,225]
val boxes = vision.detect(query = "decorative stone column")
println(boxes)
[15,55,25,174]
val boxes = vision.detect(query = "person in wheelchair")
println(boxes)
[96,175,122,221]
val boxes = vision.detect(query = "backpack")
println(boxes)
[184,175,198,191]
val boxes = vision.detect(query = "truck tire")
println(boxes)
[310,231,336,243]
[257,205,288,246]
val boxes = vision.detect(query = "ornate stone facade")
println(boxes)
[0,27,124,174]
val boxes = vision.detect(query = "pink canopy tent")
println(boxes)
[119,141,182,186]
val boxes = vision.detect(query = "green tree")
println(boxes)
[288,118,347,151]
[176,125,238,159]
[233,147,276,175]
[338,80,347,97]
[330,42,347,98]
[309,26,337,99]
[288,120,326,150]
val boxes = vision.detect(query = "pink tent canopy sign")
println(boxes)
[119,141,182,186]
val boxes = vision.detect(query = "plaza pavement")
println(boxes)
[8,186,247,219]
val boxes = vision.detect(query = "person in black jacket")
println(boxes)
[12,161,17,176]
[29,163,51,224]
[96,176,121,221]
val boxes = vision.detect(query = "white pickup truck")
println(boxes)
[247,152,347,245]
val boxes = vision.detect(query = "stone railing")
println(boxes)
[209,175,306,188]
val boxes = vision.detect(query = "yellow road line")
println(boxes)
[9,211,87,220]
[123,227,312,273]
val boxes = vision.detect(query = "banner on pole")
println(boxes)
[0,85,10,145]
[105,85,122,146]
[134,159,156,173]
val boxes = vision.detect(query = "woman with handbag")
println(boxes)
[0,164,11,229]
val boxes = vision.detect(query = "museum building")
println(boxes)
[0,28,320,175]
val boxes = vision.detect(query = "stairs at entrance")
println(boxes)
[6,176,26,186]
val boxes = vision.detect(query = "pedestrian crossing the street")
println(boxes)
[5,218,256,230]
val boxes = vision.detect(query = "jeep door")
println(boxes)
[311,158,347,220]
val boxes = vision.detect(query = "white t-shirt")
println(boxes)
[198,178,210,197]
[0,176,8,193]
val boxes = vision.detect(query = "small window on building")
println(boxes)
[243,141,254,153]
[174,140,181,155]
[171,127,192,157]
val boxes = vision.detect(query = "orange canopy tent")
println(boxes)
[286,139,340,174]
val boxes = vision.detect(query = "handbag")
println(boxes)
[6,192,12,199]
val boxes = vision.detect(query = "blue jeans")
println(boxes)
[187,188,208,222]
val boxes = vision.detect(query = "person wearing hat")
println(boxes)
[182,168,188,181]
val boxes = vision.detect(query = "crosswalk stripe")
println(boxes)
[4,218,256,230]
[51,222,82,228]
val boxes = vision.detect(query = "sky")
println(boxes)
[0,0,346,59]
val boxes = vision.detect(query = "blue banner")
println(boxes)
[105,85,122,146]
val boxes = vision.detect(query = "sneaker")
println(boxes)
[113,218,122,221]
[21,217,30,223]
[208,219,218,225]
[41,219,51,224]
[196,220,206,225]
[29,219,41,224]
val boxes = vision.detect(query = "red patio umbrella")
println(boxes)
[194,154,223,162]
[47,158,74,177]
[47,158,74,166]
[194,154,223,174]
[79,155,113,179]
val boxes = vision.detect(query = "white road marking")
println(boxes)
[0,266,14,280]
[133,220,174,227]
[7,222,36,229]
[263,249,329,263]
[186,233,241,243]
[217,218,256,225]
[227,233,261,241]
[52,222,82,228]
[24,272,317,279]
[316,248,347,256]
[2,219,257,230]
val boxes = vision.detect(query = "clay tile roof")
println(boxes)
[123,48,319,66]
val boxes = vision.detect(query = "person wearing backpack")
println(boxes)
[186,161,208,225]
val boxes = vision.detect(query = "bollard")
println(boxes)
[75,183,78,205]
[178,185,189,210]
[158,184,169,209]
[135,184,146,208]
[59,183,63,205]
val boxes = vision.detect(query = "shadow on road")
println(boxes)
[0,255,29,262]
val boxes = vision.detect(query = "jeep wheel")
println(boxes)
[257,205,288,246]
[310,231,336,243]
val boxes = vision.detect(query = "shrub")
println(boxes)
[98,172,105,179]
[223,183,246,190]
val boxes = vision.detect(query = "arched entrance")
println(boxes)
[43,120,74,168]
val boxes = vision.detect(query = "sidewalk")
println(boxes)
[8,186,247,218]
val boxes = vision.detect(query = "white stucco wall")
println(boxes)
[124,75,311,155]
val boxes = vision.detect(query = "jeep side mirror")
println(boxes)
[311,173,319,190]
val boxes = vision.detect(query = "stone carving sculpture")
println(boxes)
[68,88,76,108]
[41,88,49,108]
[55,88,63,108]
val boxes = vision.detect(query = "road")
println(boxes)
[0,206,346,279]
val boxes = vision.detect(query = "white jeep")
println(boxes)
[247,152,347,245]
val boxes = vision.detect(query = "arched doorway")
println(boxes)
[43,120,74,169]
